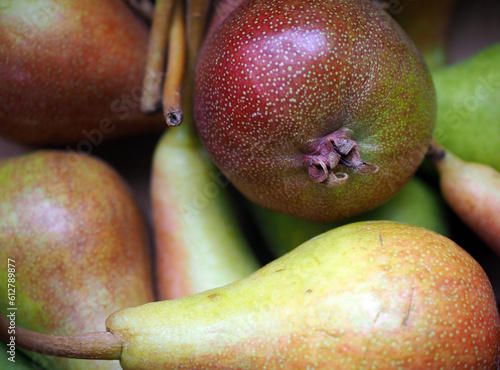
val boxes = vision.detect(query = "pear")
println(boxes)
[0,151,154,369]
[151,118,259,300]
[429,141,500,258]
[0,0,164,146]
[194,0,436,222]
[250,175,450,257]
[431,43,500,172]
[3,221,499,368]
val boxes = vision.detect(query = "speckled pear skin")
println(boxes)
[194,0,436,222]
[0,151,154,369]
[106,221,500,369]
[0,0,165,146]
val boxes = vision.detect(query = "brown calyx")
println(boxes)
[304,128,378,187]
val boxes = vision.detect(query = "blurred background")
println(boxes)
[1,0,500,305]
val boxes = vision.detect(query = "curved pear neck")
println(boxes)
[0,311,123,360]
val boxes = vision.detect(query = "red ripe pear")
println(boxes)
[0,151,154,369]
[0,0,165,146]
[194,0,436,222]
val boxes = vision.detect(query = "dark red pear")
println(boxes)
[0,0,165,146]
[194,0,435,222]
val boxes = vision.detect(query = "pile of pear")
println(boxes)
[1,0,500,369]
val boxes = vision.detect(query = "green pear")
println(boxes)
[3,221,499,368]
[431,43,500,172]
[250,176,450,257]
[429,141,500,258]
[0,151,155,369]
[0,0,164,146]
[390,0,457,70]
[151,119,259,300]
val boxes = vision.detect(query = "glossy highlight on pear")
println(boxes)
[194,0,436,222]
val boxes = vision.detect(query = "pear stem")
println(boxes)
[427,139,446,164]
[185,0,212,75]
[162,1,186,126]
[0,311,123,360]
[180,0,211,131]
[140,0,175,113]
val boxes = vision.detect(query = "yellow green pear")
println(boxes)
[151,119,259,300]
[3,221,499,368]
